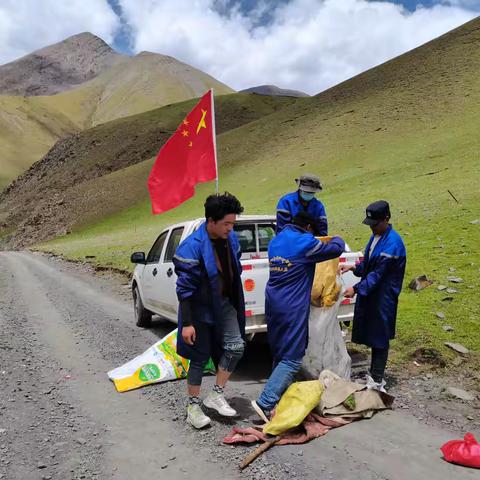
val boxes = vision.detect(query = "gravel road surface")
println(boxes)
[0,251,477,480]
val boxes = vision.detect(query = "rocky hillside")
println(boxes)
[0,33,123,96]
[0,94,298,247]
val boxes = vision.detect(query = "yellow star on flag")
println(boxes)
[196,109,207,134]
[182,130,189,137]
[183,119,189,126]
[188,141,193,148]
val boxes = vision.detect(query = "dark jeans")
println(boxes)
[371,347,389,382]
[187,298,245,386]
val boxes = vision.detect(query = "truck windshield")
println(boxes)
[234,222,275,258]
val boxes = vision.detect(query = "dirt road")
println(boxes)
[0,251,477,480]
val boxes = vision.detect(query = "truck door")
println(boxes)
[240,223,274,319]
[142,230,168,309]
[150,226,184,320]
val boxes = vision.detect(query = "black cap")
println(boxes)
[292,211,317,230]
[362,200,390,226]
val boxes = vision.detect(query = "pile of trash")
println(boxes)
[224,370,393,469]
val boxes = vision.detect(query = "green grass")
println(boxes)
[0,93,298,234]
[38,107,480,369]
[0,53,235,189]
[32,18,480,371]
[0,95,79,189]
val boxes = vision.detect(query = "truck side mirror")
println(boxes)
[130,252,146,264]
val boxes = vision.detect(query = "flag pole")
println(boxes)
[210,88,219,194]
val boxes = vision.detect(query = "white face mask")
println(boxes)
[299,191,315,202]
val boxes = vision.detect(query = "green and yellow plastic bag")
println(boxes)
[107,329,215,392]
[263,380,323,435]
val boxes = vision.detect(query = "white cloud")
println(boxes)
[0,0,476,95]
[0,0,119,64]
[118,0,477,94]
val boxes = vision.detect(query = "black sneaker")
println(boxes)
[251,400,271,423]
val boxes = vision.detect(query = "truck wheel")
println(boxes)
[133,286,152,328]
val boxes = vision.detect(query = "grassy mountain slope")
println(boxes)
[36,18,480,368]
[0,93,299,242]
[0,40,234,188]
[33,52,234,129]
[0,96,79,190]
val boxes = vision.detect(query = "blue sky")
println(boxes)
[1,0,478,94]
[107,0,134,54]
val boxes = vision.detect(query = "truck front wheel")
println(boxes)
[133,285,152,328]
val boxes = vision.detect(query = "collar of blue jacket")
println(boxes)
[187,221,240,279]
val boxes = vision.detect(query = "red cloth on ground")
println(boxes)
[222,413,350,446]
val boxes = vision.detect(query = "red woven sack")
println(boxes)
[440,433,480,468]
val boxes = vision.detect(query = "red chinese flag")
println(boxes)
[148,90,217,214]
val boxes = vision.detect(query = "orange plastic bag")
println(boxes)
[440,433,480,468]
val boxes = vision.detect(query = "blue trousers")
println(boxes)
[256,358,303,411]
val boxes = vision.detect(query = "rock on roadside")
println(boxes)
[446,387,475,402]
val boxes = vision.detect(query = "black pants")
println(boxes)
[370,348,389,382]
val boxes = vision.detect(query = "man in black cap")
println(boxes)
[276,173,327,236]
[341,201,406,392]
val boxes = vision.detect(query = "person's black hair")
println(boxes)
[292,211,317,230]
[204,192,244,221]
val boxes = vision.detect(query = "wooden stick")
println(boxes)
[447,189,459,204]
[239,436,280,470]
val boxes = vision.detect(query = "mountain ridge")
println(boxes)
[240,85,309,97]
[0,32,123,96]
[0,33,234,188]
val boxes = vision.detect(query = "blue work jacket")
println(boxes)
[352,225,406,349]
[173,223,246,361]
[265,224,345,363]
[276,191,328,236]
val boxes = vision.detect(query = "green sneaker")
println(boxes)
[187,403,211,429]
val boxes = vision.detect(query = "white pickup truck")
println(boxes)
[130,215,363,337]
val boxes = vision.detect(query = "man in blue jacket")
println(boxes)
[276,173,327,236]
[251,211,345,421]
[342,200,406,392]
[173,193,246,429]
